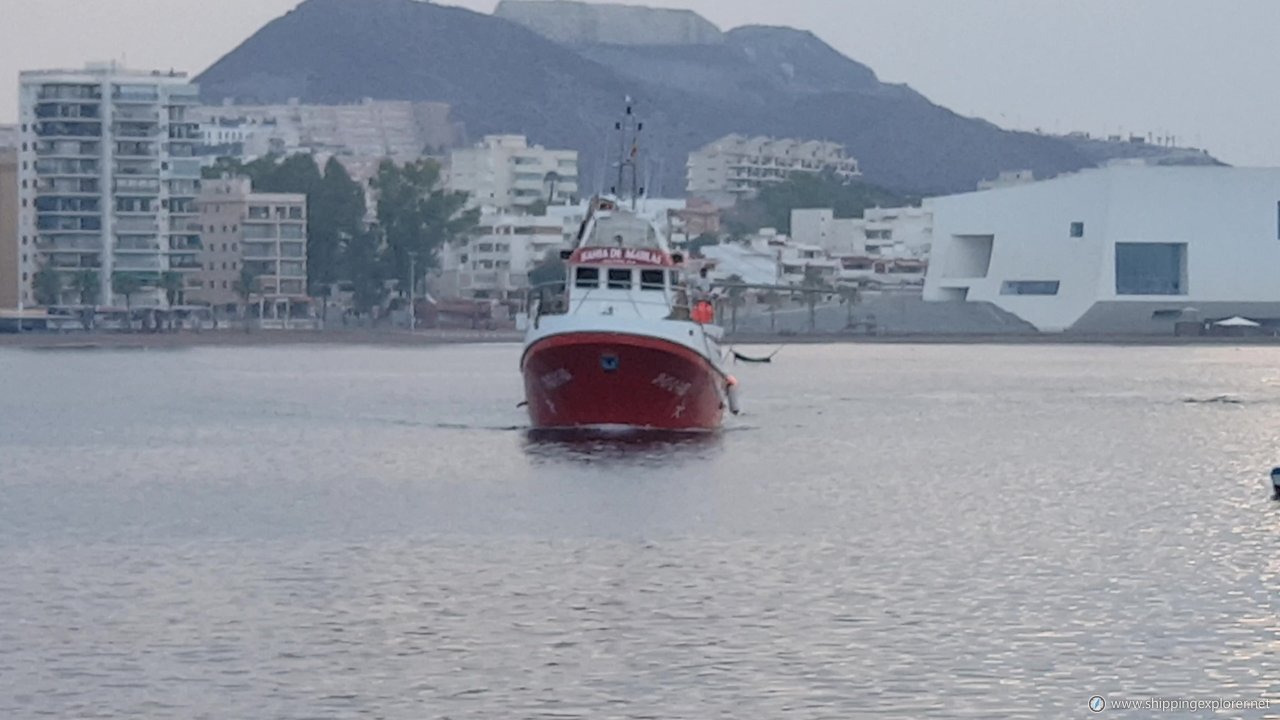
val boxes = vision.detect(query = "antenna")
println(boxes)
[611,96,644,209]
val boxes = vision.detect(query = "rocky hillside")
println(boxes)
[196,0,1205,195]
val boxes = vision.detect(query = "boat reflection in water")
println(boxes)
[522,426,725,464]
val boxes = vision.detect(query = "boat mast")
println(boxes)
[613,97,644,211]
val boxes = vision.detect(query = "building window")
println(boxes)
[575,266,599,289]
[222,281,228,289]
[641,269,665,291]
[208,281,215,289]
[608,269,633,290]
[1000,281,1060,296]
[1070,222,1085,238]
[22,273,28,281]
[1115,243,1187,296]
[231,243,237,252]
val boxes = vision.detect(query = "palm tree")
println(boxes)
[543,171,562,205]
[160,271,185,332]
[839,282,862,331]
[763,290,782,332]
[233,267,258,331]
[71,269,100,330]
[111,272,143,332]
[723,273,746,334]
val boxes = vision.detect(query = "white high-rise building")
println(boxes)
[448,135,578,212]
[17,63,203,307]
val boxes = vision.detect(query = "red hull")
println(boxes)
[522,332,726,431]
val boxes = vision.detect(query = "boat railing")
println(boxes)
[525,280,712,328]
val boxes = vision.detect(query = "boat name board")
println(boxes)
[572,247,673,267]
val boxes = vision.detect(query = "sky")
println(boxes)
[3,0,1278,165]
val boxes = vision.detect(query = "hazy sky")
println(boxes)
[4,0,1277,165]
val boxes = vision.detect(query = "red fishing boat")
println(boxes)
[521,104,738,431]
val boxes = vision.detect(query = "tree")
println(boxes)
[111,273,144,331]
[309,157,366,295]
[71,269,101,330]
[160,271,185,307]
[722,273,747,334]
[32,265,63,307]
[372,159,478,295]
[543,171,562,204]
[343,230,387,317]
[762,290,783,332]
[839,282,862,330]
[529,250,567,288]
[233,267,258,328]
[801,265,831,333]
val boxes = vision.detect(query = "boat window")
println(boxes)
[608,269,633,290]
[641,269,665,291]
[575,266,599,289]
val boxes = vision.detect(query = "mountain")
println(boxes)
[196,0,1197,195]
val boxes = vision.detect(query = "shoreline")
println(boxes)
[3,329,1280,350]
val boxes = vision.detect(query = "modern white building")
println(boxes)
[923,165,1280,333]
[448,135,578,212]
[686,134,860,204]
[17,63,203,307]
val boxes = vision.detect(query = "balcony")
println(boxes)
[169,257,203,271]
[38,85,102,101]
[35,103,101,120]
[36,121,103,139]
[112,256,163,272]
[114,124,161,139]
[115,238,162,252]
[114,179,161,195]
[113,107,160,122]
[242,242,277,260]
[36,160,100,176]
[169,238,202,253]
[115,162,160,178]
[48,253,102,269]
[36,143,98,161]
[115,218,160,234]
[37,237,102,252]
[115,142,158,159]
[37,180,100,195]
[112,88,160,104]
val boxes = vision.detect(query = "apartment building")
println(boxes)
[436,211,570,300]
[192,177,308,319]
[194,99,459,166]
[17,63,203,307]
[448,135,578,211]
[0,150,19,309]
[686,134,860,203]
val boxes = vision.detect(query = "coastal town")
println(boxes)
[0,2,1276,342]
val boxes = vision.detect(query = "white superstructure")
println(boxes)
[923,165,1280,333]
[18,63,202,307]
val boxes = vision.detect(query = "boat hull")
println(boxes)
[522,331,726,431]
